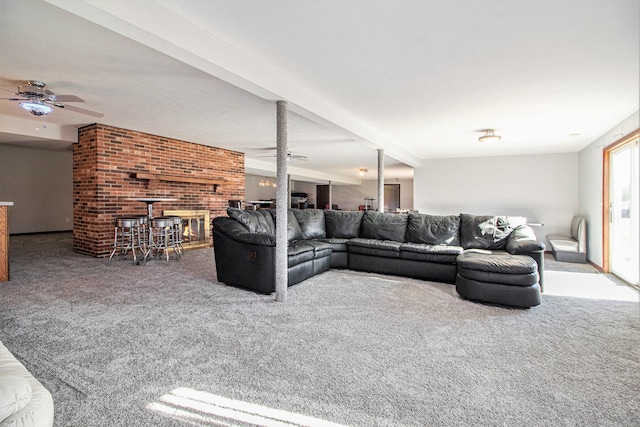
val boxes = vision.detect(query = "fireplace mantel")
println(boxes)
[131,173,226,191]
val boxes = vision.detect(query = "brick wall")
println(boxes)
[73,124,244,257]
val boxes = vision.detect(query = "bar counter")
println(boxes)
[0,202,14,282]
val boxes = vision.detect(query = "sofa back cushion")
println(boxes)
[325,210,365,238]
[406,213,460,245]
[291,209,326,239]
[227,207,275,234]
[360,211,408,242]
[266,210,308,242]
[460,213,526,249]
[286,211,304,242]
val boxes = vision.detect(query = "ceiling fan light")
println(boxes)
[479,129,501,144]
[19,101,53,116]
[358,168,368,176]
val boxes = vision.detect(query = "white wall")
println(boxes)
[245,175,413,211]
[413,153,579,245]
[0,144,73,234]
[326,179,413,211]
[244,175,277,202]
[578,110,640,267]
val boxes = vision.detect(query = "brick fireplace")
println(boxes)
[73,124,244,257]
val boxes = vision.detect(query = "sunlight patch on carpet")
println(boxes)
[147,387,347,427]
[544,271,639,302]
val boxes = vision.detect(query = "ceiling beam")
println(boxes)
[42,0,422,168]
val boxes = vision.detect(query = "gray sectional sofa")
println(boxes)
[212,208,546,307]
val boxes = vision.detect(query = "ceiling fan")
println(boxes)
[0,80,104,118]
[255,148,308,162]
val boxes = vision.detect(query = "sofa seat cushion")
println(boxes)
[348,238,401,258]
[299,240,333,259]
[287,243,315,266]
[457,252,538,286]
[548,238,579,252]
[316,238,349,252]
[400,243,463,263]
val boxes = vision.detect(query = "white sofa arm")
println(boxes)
[0,341,54,427]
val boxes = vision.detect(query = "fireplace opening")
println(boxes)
[163,210,210,249]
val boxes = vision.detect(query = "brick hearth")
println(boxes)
[74,124,244,257]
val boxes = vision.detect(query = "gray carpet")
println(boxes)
[1,233,639,426]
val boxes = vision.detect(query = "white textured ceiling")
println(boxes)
[0,0,638,183]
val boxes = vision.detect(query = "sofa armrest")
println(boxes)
[505,225,546,254]
[0,341,54,427]
[212,216,275,246]
[505,225,547,291]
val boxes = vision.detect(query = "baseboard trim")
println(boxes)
[10,230,72,236]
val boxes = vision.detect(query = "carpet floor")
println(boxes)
[1,233,639,426]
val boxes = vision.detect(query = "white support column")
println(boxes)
[275,100,288,302]
[328,180,332,210]
[377,149,385,212]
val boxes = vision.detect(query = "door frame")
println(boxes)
[384,184,401,212]
[602,128,639,273]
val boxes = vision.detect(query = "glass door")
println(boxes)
[609,138,639,287]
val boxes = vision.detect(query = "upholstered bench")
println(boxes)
[455,252,541,308]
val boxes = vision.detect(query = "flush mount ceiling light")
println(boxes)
[19,100,54,116]
[479,129,501,144]
[358,168,368,176]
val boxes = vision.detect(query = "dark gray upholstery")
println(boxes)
[400,243,463,263]
[406,213,460,245]
[347,238,402,258]
[213,209,546,306]
[285,210,304,242]
[360,211,408,242]
[227,207,275,234]
[287,242,315,266]
[291,209,326,239]
[460,214,526,250]
[317,237,350,268]
[325,210,364,238]
[456,252,541,308]
[456,276,541,309]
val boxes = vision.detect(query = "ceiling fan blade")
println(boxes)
[0,87,18,95]
[292,156,308,161]
[54,95,85,102]
[54,103,104,118]
[244,147,277,152]
[0,97,27,101]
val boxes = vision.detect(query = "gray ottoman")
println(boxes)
[456,252,541,308]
